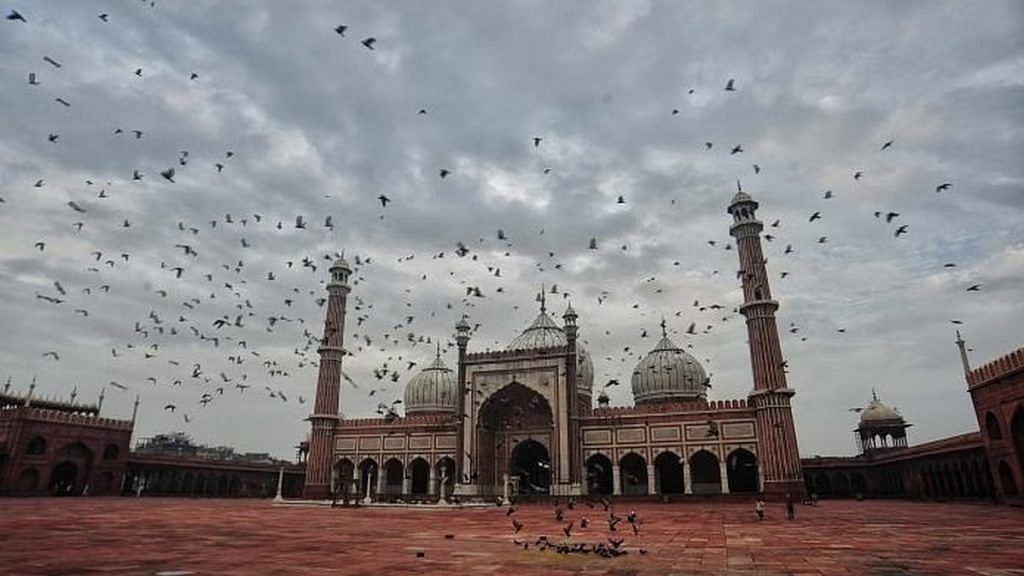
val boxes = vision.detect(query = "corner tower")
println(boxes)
[303,255,351,499]
[728,188,804,499]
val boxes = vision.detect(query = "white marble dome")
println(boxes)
[507,310,593,395]
[860,397,904,426]
[404,353,457,414]
[507,310,566,350]
[631,335,709,404]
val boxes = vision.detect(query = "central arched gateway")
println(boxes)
[510,439,551,494]
[50,442,93,496]
[476,382,554,492]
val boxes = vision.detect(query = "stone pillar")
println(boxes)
[273,467,284,503]
[362,472,373,505]
[647,464,656,496]
[720,459,730,494]
[402,476,411,496]
[376,469,385,498]
[613,464,622,496]
[502,473,510,502]
[684,461,693,494]
[428,465,437,496]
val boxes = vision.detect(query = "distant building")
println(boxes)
[802,335,1024,503]
[0,383,133,496]
[0,382,305,498]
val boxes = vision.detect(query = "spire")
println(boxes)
[70,386,78,404]
[538,284,547,314]
[98,387,106,413]
[660,317,668,339]
[872,388,878,402]
[131,395,140,423]
[737,179,743,193]
[3,376,10,394]
[955,329,971,374]
[436,340,441,359]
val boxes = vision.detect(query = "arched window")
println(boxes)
[103,444,120,460]
[25,436,47,456]
[985,412,1003,441]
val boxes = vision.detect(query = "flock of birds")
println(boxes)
[2,6,985,437]
[505,496,647,558]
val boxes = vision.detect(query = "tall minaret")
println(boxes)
[303,255,352,500]
[454,315,471,484]
[955,330,972,376]
[728,187,804,499]
[562,302,580,489]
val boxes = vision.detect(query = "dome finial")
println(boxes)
[872,387,878,402]
[737,179,743,193]
[436,340,441,359]
[660,317,668,339]
[538,283,547,314]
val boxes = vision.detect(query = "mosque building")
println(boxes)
[301,190,805,502]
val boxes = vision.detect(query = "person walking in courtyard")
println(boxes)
[786,493,795,520]
[755,496,765,520]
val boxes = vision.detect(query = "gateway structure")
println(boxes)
[302,191,804,501]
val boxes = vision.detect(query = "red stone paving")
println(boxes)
[1,498,1023,575]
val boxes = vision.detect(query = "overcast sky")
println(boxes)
[1,1,1022,460]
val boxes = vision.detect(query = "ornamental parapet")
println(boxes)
[583,398,749,420]
[967,345,1024,388]
[0,406,133,430]
[337,413,458,429]
[464,345,569,363]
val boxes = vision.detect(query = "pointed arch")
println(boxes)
[619,452,648,496]
[726,448,759,493]
[409,458,430,495]
[689,450,721,494]
[585,453,614,495]
[654,451,684,495]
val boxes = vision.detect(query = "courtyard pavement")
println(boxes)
[0,497,1022,575]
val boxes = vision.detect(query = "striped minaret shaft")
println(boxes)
[728,189,805,499]
[303,256,351,500]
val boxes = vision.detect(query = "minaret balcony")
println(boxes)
[739,299,779,317]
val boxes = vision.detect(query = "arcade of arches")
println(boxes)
[333,456,457,501]
[585,449,761,496]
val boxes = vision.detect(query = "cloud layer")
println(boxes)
[1,1,1022,459]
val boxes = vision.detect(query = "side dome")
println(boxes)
[631,335,708,404]
[404,353,456,415]
[860,396,904,426]
[507,310,567,350]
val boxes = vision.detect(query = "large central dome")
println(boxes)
[507,310,567,350]
[506,306,594,395]
[631,333,709,404]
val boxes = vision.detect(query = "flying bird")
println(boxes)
[725,78,736,91]
[881,139,894,151]
[6,9,26,21]
[361,37,376,50]
[377,194,391,207]
[935,182,953,193]
[334,24,347,36]
[894,224,908,237]
[966,284,982,292]
[533,137,542,147]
